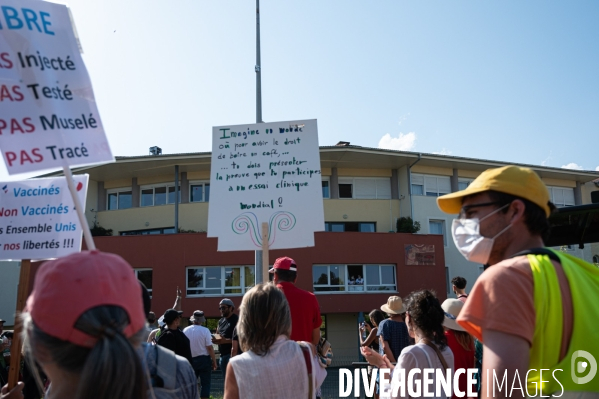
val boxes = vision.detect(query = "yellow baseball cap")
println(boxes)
[437,165,552,217]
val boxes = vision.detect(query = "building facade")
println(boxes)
[3,144,598,363]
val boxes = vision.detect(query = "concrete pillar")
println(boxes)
[391,169,399,199]
[451,168,459,192]
[97,181,106,211]
[131,178,140,208]
[575,182,583,205]
[181,172,189,203]
[331,167,339,199]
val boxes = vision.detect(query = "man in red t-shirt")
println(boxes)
[270,257,322,345]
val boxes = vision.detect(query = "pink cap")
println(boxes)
[268,256,297,273]
[26,251,145,348]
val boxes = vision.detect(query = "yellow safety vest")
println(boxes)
[528,249,599,394]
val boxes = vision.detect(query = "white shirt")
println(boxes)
[230,335,326,399]
[183,324,213,357]
[382,343,454,399]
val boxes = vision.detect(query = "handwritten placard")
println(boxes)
[0,175,88,260]
[0,0,113,174]
[208,119,324,251]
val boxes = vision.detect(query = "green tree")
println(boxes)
[396,217,421,233]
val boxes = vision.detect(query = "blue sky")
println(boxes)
[3,0,599,179]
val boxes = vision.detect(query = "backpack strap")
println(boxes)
[511,247,561,263]
[155,344,177,390]
[299,343,314,399]
[420,338,449,370]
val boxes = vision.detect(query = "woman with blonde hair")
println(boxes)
[224,283,325,399]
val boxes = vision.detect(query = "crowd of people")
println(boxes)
[1,165,598,399]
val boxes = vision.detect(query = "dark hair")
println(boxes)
[274,269,297,283]
[368,309,386,327]
[451,276,467,290]
[485,190,555,242]
[404,290,447,350]
[26,306,147,399]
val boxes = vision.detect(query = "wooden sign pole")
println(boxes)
[7,259,31,389]
[261,222,269,281]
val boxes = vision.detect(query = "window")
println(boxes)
[135,269,153,296]
[458,179,473,191]
[324,222,376,232]
[339,182,353,198]
[312,264,396,293]
[107,188,132,210]
[140,184,181,207]
[120,227,176,235]
[548,187,575,207]
[429,219,446,246]
[322,178,330,199]
[337,177,391,199]
[190,181,210,202]
[411,174,451,197]
[186,266,255,296]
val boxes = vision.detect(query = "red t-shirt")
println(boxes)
[277,282,322,342]
[445,329,475,399]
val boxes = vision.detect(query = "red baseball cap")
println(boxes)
[268,256,297,273]
[25,250,145,348]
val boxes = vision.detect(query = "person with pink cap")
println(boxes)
[9,250,197,399]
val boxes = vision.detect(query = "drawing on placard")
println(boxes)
[231,211,297,248]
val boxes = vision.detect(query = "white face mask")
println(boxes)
[451,204,511,264]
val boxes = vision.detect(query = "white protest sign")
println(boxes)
[0,174,88,259]
[208,119,324,251]
[0,0,113,174]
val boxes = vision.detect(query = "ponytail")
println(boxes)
[404,290,448,350]
[25,306,147,399]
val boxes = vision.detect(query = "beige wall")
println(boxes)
[97,202,209,234]
[542,178,576,188]
[338,168,392,177]
[324,200,401,232]
[104,178,132,189]
[411,165,453,176]
[326,313,361,366]
[95,199,401,235]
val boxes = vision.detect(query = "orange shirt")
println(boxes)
[457,255,573,360]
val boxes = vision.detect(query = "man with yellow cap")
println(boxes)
[437,165,599,398]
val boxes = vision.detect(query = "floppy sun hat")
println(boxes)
[380,296,406,315]
[25,250,146,348]
[437,165,552,217]
[441,299,466,332]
